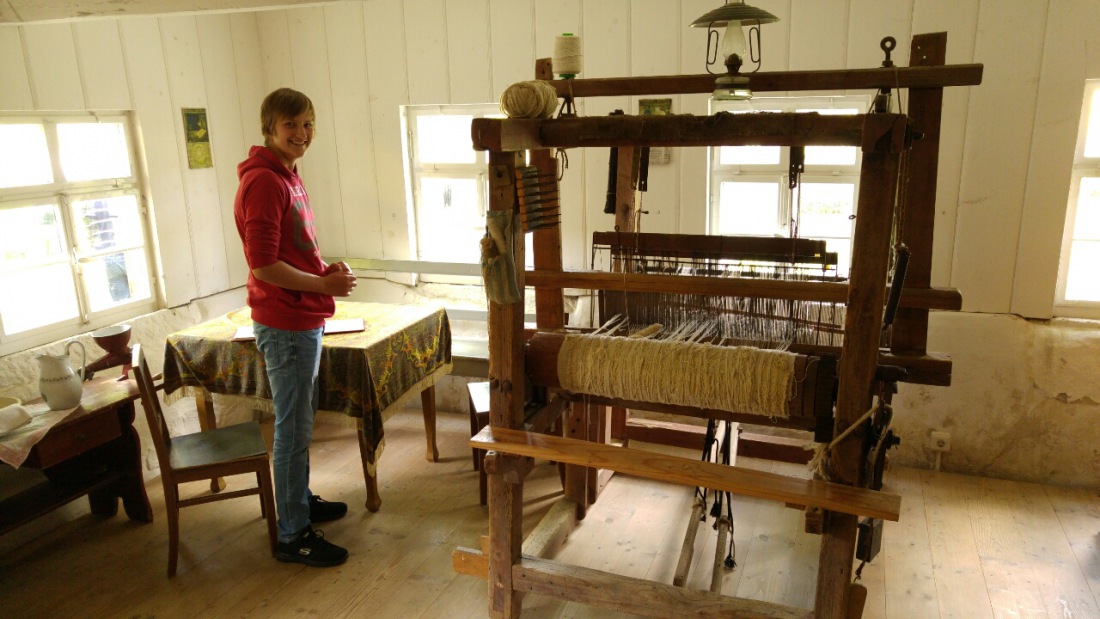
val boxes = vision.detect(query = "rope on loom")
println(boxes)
[499,80,559,119]
[807,403,883,481]
[556,333,796,418]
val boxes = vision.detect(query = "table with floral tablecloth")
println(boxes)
[162,302,452,511]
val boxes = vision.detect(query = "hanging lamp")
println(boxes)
[690,0,779,100]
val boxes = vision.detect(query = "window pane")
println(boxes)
[70,194,144,254]
[797,108,858,165]
[57,122,132,182]
[1073,177,1100,239]
[416,115,476,164]
[0,264,80,334]
[82,248,151,311]
[805,146,856,166]
[1065,240,1100,301]
[717,181,781,236]
[0,125,53,188]
[417,177,482,262]
[719,145,780,165]
[824,238,853,279]
[0,204,67,269]
[796,183,855,238]
[1084,90,1100,158]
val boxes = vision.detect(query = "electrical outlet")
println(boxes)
[929,430,951,452]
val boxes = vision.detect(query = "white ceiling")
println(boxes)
[0,0,337,23]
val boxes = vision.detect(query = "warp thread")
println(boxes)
[556,334,795,418]
[499,80,559,119]
[553,34,583,76]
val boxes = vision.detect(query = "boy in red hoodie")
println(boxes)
[235,88,357,567]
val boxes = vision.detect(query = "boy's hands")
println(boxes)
[322,261,357,297]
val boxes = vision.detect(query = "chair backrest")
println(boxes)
[132,344,174,477]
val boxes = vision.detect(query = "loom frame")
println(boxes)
[455,33,981,619]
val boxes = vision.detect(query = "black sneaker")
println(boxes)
[309,495,348,523]
[274,527,348,567]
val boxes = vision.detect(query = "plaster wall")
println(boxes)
[895,313,1100,488]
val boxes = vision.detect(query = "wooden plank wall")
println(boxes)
[0,0,1098,319]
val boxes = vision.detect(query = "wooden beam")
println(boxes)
[890,32,947,356]
[543,64,983,98]
[815,122,903,619]
[521,498,577,559]
[451,549,814,619]
[737,432,814,464]
[471,112,908,152]
[529,148,566,330]
[470,426,900,521]
[524,269,961,310]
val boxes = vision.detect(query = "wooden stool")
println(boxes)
[467,381,491,505]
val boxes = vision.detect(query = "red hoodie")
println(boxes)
[234,145,334,330]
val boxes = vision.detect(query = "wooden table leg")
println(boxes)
[115,401,152,522]
[357,423,381,512]
[195,391,226,493]
[421,386,439,462]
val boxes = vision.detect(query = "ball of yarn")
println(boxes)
[499,80,559,119]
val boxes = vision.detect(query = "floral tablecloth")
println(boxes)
[162,302,452,450]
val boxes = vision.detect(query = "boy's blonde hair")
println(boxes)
[260,88,315,146]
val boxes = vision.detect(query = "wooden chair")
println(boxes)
[131,344,277,576]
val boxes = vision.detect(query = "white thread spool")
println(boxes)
[553,33,583,77]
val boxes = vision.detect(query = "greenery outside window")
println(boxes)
[0,114,155,354]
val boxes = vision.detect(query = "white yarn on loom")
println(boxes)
[552,34,583,76]
[499,81,559,119]
[557,334,796,418]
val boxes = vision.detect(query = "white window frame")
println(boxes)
[707,95,870,277]
[0,112,158,355]
[1055,80,1100,318]
[402,103,536,284]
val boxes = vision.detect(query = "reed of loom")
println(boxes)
[454,34,981,619]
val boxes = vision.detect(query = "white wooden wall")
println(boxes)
[2,0,1100,319]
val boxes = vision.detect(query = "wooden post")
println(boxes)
[486,150,527,618]
[486,452,526,618]
[530,149,565,330]
[563,401,590,520]
[890,33,947,356]
[531,58,566,331]
[814,129,901,617]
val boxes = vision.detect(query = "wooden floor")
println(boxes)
[2,408,1099,618]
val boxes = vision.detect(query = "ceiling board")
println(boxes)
[1,0,340,23]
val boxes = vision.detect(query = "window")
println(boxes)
[0,114,155,353]
[708,96,870,277]
[403,104,536,284]
[1056,80,1100,317]
[403,104,499,269]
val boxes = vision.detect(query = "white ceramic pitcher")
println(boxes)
[37,341,87,410]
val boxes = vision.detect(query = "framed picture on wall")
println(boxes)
[182,108,212,169]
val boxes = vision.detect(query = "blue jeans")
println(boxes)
[253,323,322,542]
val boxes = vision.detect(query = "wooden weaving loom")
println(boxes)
[453,33,981,619]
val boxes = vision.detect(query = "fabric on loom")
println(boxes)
[557,334,796,418]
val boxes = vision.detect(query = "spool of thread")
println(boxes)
[499,80,559,119]
[553,33,583,78]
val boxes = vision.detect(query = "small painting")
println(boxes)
[638,98,673,116]
[182,108,213,169]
